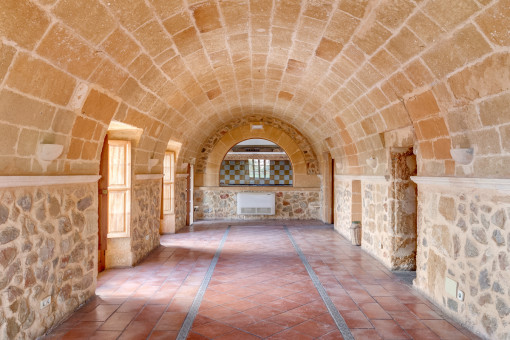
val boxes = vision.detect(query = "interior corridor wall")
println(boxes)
[0,182,98,339]
[415,182,510,339]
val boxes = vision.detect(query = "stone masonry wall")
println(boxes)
[335,176,416,271]
[0,183,97,339]
[415,184,510,339]
[194,188,321,220]
[131,179,161,265]
[334,180,352,241]
[174,176,187,232]
[361,182,392,269]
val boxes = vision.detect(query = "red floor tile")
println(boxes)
[359,303,392,320]
[243,320,288,338]
[135,304,167,322]
[267,328,314,340]
[81,304,120,322]
[405,304,442,320]
[351,328,383,340]
[148,330,178,339]
[371,319,410,339]
[340,310,373,329]
[89,330,123,340]
[291,319,337,337]
[267,310,308,328]
[118,320,155,340]
[422,320,471,339]
[99,311,137,331]
[192,320,237,338]
[214,329,261,340]
[406,328,441,340]
[155,312,187,331]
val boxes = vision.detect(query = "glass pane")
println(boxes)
[163,154,171,182]
[109,144,126,186]
[265,160,270,179]
[259,159,264,179]
[249,159,254,178]
[170,153,174,182]
[109,191,126,234]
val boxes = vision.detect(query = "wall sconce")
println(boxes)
[37,144,63,161]
[450,148,474,165]
[36,144,64,171]
[366,156,377,169]
[148,158,159,170]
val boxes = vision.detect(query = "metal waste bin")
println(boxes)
[350,221,361,246]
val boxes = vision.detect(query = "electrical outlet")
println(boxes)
[457,290,465,301]
[40,296,51,309]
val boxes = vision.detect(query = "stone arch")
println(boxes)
[194,115,320,176]
[196,124,320,188]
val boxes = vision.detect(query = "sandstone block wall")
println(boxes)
[360,182,392,268]
[131,179,161,264]
[194,188,321,221]
[174,176,188,232]
[0,183,97,339]
[334,180,353,241]
[415,184,510,339]
[335,177,417,270]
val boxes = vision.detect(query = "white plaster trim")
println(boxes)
[135,174,163,180]
[176,174,189,178]
[195,186,320,192]
[0,175,101,188]
[334,175,389,183]
[411,176,510,192]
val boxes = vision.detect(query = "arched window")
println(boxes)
[219,139,293,186]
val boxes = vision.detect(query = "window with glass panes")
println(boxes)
[108,140,131,237]
[248,159,270,179]
[163,152,175,214]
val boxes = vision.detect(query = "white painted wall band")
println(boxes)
[0,176,101,188]
[411,176,510,192]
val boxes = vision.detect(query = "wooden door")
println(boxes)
[98,135,109,273]
[331,158,335,223]
[186,164,190,226]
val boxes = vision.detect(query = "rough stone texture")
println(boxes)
[415,185,510,340]
[0,183,97,339]
[334,180,353,242]
[194,188,321,220]
[336,148,417,271]
[174,176,187,232]
[106,178,162,267]
[131,179,161,264]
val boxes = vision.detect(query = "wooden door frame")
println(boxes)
[331,158,335,223]
[97,135,109,273]
[186,164,191,226]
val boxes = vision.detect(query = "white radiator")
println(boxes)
[237,192,275,215]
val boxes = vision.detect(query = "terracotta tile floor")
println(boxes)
[44,221,480,339]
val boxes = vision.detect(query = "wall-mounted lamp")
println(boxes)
[37,144,63,162]
[450,148,474,165]
[148,158,159,170]
[366,156,377,169]
[36,144,64,171]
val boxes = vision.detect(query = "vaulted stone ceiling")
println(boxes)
[0,0,508,177]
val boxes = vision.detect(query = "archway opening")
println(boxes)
[219,139,293,187]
